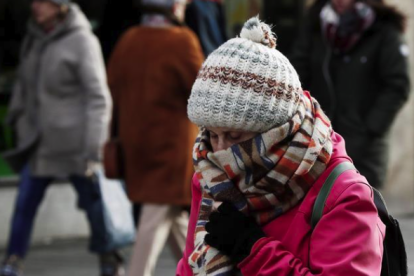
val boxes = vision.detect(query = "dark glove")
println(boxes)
[204,201,265,264]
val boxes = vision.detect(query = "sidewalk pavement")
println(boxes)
[0,240,176,276]
[1,215,413,276]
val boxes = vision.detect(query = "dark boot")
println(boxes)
[0,255,23,276]
[99,251,125,276]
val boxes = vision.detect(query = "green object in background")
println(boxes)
[0,103,15,177]
[0,68,18,178]
[0,157,13,176]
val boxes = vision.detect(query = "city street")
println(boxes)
[1,215,413,276]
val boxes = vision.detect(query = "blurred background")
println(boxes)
[0,0,413,275]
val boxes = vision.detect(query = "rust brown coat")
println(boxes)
[107,26,203,206]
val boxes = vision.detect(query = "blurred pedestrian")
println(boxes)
[177,17,384,275]
[106,0,204,275]
[97,0,143,227]
[1,1,125,276]
[291,0,410,188]
[185,0,227,56]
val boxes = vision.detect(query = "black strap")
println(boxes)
[373,187,390,223]
[311,162,356,229]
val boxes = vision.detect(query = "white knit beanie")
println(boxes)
[187,17,303,133]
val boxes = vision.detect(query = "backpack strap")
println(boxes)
[372,187,390,222]
[311,162,356,229]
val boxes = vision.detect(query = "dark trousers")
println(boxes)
[7,166,117,258]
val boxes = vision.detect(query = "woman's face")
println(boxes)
[31,0,61,27]
[207,127,258,152]
[331,0,356,15]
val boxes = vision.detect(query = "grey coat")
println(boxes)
[5,4,112,177]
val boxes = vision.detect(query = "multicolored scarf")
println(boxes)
[188,91,333,275]
[320,2,375,52]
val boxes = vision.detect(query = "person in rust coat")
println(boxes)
[106,0,204,275]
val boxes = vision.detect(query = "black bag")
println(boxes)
[373,187,408,276]
[311,162,408,276]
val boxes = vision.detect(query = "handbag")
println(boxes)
[96,167,135,249]
[103,106,124,179]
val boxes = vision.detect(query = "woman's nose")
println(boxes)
[216,138,230,151]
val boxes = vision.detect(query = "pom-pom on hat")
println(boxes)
[187,17,303,133]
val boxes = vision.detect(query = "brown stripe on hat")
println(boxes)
[197,66,301,101]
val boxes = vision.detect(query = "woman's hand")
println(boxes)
[205,201,265,264]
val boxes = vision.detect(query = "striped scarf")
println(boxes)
[320,2,375,52]
[188,91,333,275]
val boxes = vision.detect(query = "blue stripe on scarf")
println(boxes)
[231,146,253,184]
[255,135,275,169]
[202,198,213,205]
[231,145,243,163]
[197,221,207,226]
[209,181,234,194]
[273,206,284,217]
[234,201,247,210]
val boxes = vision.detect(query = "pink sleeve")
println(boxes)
[238,183,384,276]
[176,175,202,276]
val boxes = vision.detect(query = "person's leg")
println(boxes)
[6,166,52,258]
[1,166,52,276]
[127,204,175,276]
[70,175,107,252]
[70,175,125,276]
[168,207,189,262]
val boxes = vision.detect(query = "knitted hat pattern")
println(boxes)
[187,17,303,133]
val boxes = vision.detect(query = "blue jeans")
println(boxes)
[7,166,117,257]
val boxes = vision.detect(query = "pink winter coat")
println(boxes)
[176,133,385,275]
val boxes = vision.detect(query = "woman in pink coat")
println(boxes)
[176,17,384,276]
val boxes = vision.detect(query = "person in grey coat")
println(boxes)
[0,1,125,276]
